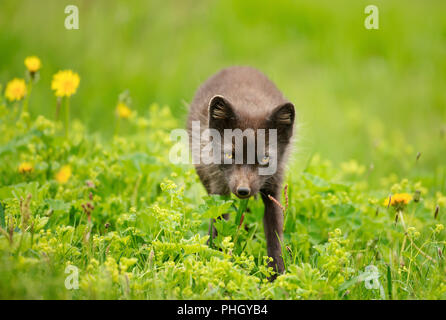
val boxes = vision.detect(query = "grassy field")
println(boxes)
[0,0,445,299]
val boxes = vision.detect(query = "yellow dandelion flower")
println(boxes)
[384,193,412,207]
[55,165,72,184]
[18,162,34,174]
[51,70,80,97]
[24,56,41,73]
[116,102,132,119]
[5,78,27,102]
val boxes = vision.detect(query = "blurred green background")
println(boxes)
[1,0,445,184]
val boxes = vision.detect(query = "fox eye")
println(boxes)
[260,155,270,165]
[224,152,233,160]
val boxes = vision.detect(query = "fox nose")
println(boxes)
[236,187,251,198]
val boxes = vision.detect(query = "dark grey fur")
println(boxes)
[187,66,295,279]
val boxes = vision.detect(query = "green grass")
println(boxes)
[0,0,445,299]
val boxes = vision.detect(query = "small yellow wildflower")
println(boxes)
[51,70,80,97]
[384,193,412,207]
[119,257,137,272]
[55,165,72,183]
[407,226,416,233]
[435,224,444,234]
[18,162,34,174]
[116,102,131,119]
[24,56,41,73]
[407,227,420,238]
[5,78,27,101]
[436,192,446,208]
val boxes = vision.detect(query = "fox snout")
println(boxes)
[227,166,261,199]
[236,186,250,198]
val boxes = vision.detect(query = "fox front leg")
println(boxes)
[261,189,285,280]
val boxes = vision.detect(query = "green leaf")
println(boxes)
[34,216,49,231]
[214,219,237,237]
[0,129,42,156]
[0,201,5,229]
[45,199,70,213]
[386,264,393,300]
[199,195,234,220]
[235,199,249,227]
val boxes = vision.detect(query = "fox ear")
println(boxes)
[270,102,295,125]
[208,95,235,130]
[269,102,295,138]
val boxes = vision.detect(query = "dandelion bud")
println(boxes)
[413,190,421,202]
[116,102,132,119]
[434,205,440,219]
[387,195,392,208]
[375,251,382,260]
[18,162,34,174]
[24,56,41,74]
[286,245,292,257]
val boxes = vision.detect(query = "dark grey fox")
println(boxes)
[187,66,296,278]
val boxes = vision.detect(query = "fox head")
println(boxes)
[208,95,295,198]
